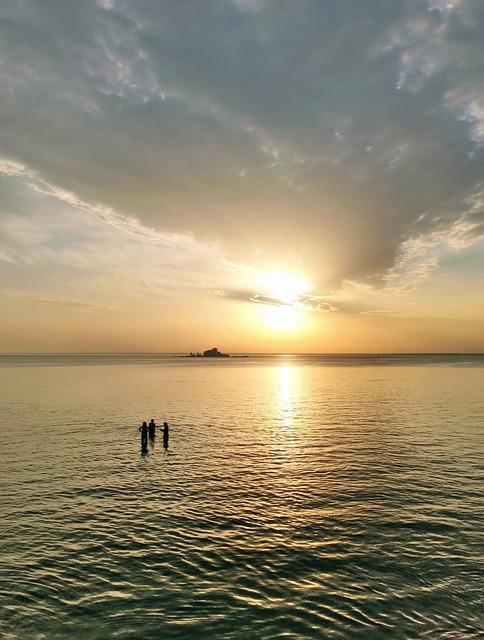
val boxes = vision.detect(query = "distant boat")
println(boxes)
[185,347,230,358]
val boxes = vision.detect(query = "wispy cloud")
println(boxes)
[1,289,116,311]
[250,293,335,312]
[0,165,245,301]
[0,159,30,177]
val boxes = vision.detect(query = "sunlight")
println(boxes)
[260,304,302,331]
[262,272,311,304]
[252,270,313,332]
[279,365,293,427]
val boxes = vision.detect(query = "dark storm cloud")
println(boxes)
[1,0,483,291]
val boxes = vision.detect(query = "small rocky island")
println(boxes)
[186,347,230,358]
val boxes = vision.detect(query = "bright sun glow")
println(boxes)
[255,271,313,332]
[260,305,302,331]
[262,272,311,304]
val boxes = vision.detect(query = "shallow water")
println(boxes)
[0,354,483,639]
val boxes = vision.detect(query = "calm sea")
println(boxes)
[0,354,483,639]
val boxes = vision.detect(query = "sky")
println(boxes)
[1,0,483,353]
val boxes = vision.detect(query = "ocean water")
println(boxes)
[0,354,483,639]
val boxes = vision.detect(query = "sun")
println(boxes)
[256,271,312,332]
[261,272,311,304]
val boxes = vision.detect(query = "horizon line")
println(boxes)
[1,352,484,357]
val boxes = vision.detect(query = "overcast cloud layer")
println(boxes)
[1,0,484,304]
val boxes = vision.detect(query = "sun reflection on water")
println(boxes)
[279,365,293,428]
[271,364,301,473]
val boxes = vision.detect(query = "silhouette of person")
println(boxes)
[139,421,149,450]
[148,419,156,439]
[162,421,169,448]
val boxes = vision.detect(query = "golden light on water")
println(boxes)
[278,365,293,428]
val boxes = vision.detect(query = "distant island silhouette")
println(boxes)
[185,347,230,358]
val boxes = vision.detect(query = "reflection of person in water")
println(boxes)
[148,419,156,439]
[162,421,169,448]
[139,421,149,449]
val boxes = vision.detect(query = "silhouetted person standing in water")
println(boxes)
[162,421,169,448]
[148,419,156,439]
[139,421,149,450]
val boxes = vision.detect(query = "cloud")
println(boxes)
[230,0,265,12]
[0,169,244,302]
[220,287,336,312]
[0,0,483,298]
[0,159,29,177]
[1,289,116,311]
[250,293,335,312]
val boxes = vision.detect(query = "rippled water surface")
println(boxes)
[1,354,483,639]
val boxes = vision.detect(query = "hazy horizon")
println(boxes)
[1,350,483,356]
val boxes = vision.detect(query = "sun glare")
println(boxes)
[262,272,311,304]
[260,304,302,331]
[254,271,313,332]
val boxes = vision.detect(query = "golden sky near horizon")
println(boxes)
[1,1,484,353]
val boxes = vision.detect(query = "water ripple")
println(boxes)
[1,358,483,638]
